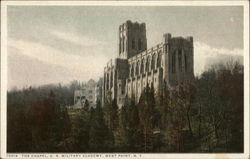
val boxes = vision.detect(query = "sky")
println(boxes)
[7,6,243,90]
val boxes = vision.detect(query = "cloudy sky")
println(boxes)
[7,6,243,90]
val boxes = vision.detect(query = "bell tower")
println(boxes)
[118,20,147,59]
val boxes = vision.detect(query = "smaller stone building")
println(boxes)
[71,79,97,109]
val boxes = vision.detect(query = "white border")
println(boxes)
[1,1,249,159]
[0,0,249,6]
[1,2,8,159]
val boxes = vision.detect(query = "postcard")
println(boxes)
[1,1,249,159]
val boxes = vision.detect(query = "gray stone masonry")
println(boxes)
[103,20,194,108]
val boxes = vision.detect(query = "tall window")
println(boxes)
[107,73,109,88]
[129,65,131,76]
[151,54,156,70]
[132,38,135,49]
[172,54,176,73]
[131,63,134,77]
[157,53,162,68]
[122,37,125,52]
[141,59,145,74]
[146,56,150,72]
[178,49,182,72]
[136,61,139,75]
[111,71,113,88]
[119,38,121,53]
[138,38,142,50]
[185,54,188,72]
[104,73,106,88]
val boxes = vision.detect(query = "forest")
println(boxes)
[7,61,243,152]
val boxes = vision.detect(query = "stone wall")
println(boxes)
[103,58,129,107]
[72,79,97,109]
[166,36,194,88]
[103,21,194,108]
[119,20,147,59]
[126,43,164,102]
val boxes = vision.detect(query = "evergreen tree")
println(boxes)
[138,83,157,152]
[83,99,90,111]
[110,99,119,131]
[70,109,90,152]
[127,99,143,151]
[57,107,72,152]
[115,104,129,151]
[89,100,113,152]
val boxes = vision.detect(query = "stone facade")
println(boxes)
[103,20,194,108]
[72,79,97,109]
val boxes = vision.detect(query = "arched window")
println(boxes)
[138,38,142,50]
[141,58,145,74]
[178,49,182,72]
[104,73,106,88]
[128,64,132,77]
[157,53,162,68]
[136,61,140,75]
[132,38,135,49]
[172,53,176,73]
[146,56,150,72]
[185,54,188,72]
[122,37,125,52]
[119,38,121,53]
[107,73,109,88]
[151,54,156,70]
[111,71,113,88]
[131,63,134,77]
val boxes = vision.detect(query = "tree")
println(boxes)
[110,99,119,131]
[167,90,186,152]
[156,80,171,130]
[83,99,90,111]
[216,61,243,152]
[176,84,196,137]
[89,100,113,152]
[138,83,156,152]
[57,108,72,152]
[127,99,143,151]
[114,99,143,152]
[194,61,243,152]
[7,96,32,152]
[114,104,129,151]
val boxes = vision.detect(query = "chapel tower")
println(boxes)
[104,20,194,108]
[118,20,147,59]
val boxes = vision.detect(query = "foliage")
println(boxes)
[7,89,71,152]
[7,60,243,152]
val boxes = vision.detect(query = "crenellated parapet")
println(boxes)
[103,20,194,107]
[119,21,147,59]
